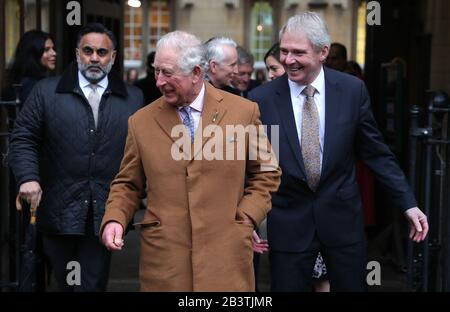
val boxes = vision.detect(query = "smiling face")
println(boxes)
[76,32,116,83]
[232,63,253,92]
[40,39,57,71]
[279,31,328,85]
[209,44,238,88]
[154,48,202,107]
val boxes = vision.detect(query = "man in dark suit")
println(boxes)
[248,12,428,292]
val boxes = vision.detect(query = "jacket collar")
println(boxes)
[55,62,128,97]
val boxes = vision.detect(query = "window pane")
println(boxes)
[41,0,50,32]
[24,0,37,31]
[5,0,21,65]
[250,1,273,66]
[148,0,170,52]
[124,4,143,67]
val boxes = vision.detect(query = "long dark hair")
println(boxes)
[264,43,281,63]
[7,30,54,84]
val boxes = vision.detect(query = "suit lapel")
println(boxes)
[276,75,306,176]
[192,83,226,160]
[321,68,341,181]
[154,100,195,161]
[154,100,182,144]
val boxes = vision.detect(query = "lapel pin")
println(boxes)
[212,111,219,123]
[228,136,237,143]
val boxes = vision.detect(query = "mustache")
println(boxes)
[86,65,105,71]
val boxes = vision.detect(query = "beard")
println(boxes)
[77,58,113,83]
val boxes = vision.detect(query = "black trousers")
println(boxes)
[42,233,111,292]
[270,235,367,292]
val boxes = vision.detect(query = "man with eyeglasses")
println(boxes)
[100,30,281,291]
[9,23,143,291]
[204,36,240,95]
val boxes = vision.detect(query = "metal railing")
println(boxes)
[408,90,450,291]
[0,84,21,291]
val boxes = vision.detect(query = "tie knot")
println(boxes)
[180,106,191,115]
[302,85,316,98]
[89,84,98,92]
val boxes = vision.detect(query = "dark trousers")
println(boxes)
[42,233,111,292]
[270,235,367,292]
[253,252,260,291]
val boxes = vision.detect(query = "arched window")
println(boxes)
[249,1,273,68]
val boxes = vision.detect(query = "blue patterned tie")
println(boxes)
[180,106,195,141]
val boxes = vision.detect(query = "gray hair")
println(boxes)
[236,46,254,66]
[205,36,237,66]
[156,31,208,76]
[279,12,331,52]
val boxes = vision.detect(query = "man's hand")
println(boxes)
[405,207,429,243]
[102,222,125,251]
[252,230,269,254]
[18,181,42,209]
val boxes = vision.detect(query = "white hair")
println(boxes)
[279,12,331,52]
[156,30,208,76]
[205,36,237,66]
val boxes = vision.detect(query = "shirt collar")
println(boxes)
[288,66,325,98]
[78,70,108,90]
[179,83,205,113]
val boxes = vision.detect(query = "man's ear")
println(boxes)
[319,45,329,63]
[111,50,117,64]
[191,65,202,84]
[75,48,80,60]
[209,60,217,73]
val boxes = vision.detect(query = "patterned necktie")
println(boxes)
[180,106,195,141]
[301,85,321,190]
[88,84,101,128]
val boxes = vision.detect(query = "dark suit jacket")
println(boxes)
[248,68,417,252]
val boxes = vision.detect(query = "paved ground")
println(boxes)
[107,211,408,292]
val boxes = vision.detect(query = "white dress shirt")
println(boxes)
[78,71,108,99]
[288,66,326,170]
[177,83,205,132]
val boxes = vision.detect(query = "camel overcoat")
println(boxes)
[101,82,281,291]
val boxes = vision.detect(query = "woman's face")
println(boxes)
[265,55,285,81]
[40,39,57,71]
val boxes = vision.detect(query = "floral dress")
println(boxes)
[312,252,327,279]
